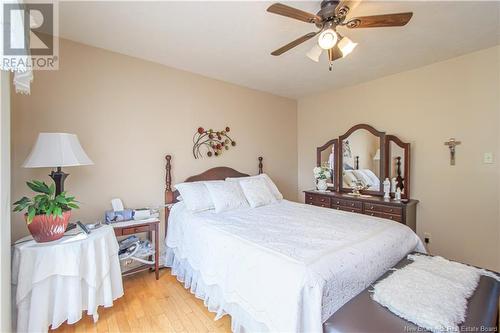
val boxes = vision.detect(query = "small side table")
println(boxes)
[12,225,123,332]
[111,218,160,280]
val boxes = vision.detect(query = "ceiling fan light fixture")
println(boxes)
[306,44,323,62]
[317,28,338,50]
[338,36,358,57]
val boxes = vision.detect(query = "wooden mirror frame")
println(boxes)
[338,124,386,196]
[385,135,411,199]
[316,138,339,191]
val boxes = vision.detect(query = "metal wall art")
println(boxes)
[193,127,236,159]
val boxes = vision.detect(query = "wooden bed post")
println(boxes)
[258,156,263,174]
[165,155,174,238]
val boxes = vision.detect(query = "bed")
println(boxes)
[163,155,425,332]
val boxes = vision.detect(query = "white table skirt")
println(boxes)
[12,225,124,332]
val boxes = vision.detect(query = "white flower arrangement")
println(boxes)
[313,166,331,180]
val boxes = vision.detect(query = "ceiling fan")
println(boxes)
[267,0,413,71]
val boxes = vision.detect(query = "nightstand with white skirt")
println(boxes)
[12,225,123,332]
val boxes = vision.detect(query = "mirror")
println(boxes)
[339,124,385,195]
[316,139,338,190]
[386,135,410,199]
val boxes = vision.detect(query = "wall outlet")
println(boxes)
[423,232,431,244]
[483,152,494,164]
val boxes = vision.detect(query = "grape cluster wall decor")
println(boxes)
[193,126,237,158]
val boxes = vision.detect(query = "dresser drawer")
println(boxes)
[339,206,363,214]
[311,201,330,208]
[122,225,151,235]
[305,194,331,206]
[364,211,403,222]
[332,199,362,210]
[364,203,402,215]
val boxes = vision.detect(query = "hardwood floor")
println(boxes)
[54,269,232,333]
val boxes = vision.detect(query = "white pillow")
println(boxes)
[205,181,249,213]
[226,174,283,201]
[174,181,214,212]
[239,178,276,208]
[343,170,359,188]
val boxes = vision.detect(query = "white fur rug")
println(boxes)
[372,254,499,332]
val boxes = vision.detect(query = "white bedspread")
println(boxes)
[166,200,424,333]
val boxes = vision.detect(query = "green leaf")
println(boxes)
[27,180,51,194]
[27,206,36,224]
[53,206,62,218]
[67,203,79,209]
[13,196,30,205]
[55,196,68,205]
[49,183,55,196]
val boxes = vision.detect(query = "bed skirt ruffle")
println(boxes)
[165,247,269,333]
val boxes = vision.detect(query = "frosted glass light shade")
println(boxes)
[306,44,323,62]
[373,148,381,161]
[23,133,93,168]
[338,36,358,57]
[318,29,338,50]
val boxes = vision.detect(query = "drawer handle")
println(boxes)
[321,204,325,207]
[321,198,325,202]
[389,208,393,212]
[370,206,374,209]
[351,210,355,212]
[336,201,340,204]
[370,213,374,216]
[336,207,340,210]
[389,216,393,220]
[351,203,355,207]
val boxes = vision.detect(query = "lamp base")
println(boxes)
[49,167,69,196]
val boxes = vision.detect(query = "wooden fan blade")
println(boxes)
[271,32,318,56]
[346,12,413,28]
[335,0,362,17]
[328,45,343,62]
[267,3,321,24]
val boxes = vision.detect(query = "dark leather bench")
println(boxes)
[324,256,500,333]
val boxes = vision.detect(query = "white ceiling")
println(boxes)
[59,1,500,99]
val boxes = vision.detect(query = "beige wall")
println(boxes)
[11,39,298,242]
[298,46,500,271]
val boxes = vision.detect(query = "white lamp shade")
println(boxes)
[23,133,93,168]
[373,148,381,161]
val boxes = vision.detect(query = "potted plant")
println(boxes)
[13,180,79,242]
[313,166,331,192]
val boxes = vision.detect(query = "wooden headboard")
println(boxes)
[164,155,263,235]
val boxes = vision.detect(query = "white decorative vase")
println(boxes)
[317,178,328,191]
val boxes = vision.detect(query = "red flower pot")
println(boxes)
[26,210,71,242]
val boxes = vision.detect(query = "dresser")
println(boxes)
[304,190,418,231]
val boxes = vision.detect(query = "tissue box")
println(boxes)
[105,209,134,223]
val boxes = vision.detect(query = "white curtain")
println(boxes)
[0,0,33,94]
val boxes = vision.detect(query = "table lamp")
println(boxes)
[22,133,93,195]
